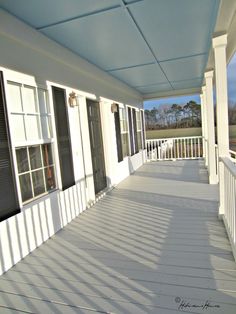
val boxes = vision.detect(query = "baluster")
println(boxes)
[183,138,186,159]
[198,137,200,158]
[234,176,236,244]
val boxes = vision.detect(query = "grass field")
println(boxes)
[146,127,202,139]
[146,125,236,140]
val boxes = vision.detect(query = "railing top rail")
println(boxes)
[146,136,203,142]
[220,157,236,177]
[229,149,236,156]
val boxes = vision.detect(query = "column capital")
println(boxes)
[212,34,227,48]
[204,70,214,79]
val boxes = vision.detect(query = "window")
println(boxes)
[16,144,56,202]
[127,107,145,155]
[136,110,142,151]
[7,82,52,143]
[114,104,123,162]
[132,108,138,154]
[141,110,146,149]
[119,107,129,158]
[128,107,134,156]
[6,79,56,203]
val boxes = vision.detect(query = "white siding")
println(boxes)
[0,9,146,275]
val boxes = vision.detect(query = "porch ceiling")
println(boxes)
[0,0,220,99]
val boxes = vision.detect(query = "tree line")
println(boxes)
[145,101,201,130]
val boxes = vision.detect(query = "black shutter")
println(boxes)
[0,72,19,221]
[52,86,75,190]
[114,105,123,162]
[132,108,138,154]
[128,107,134,156]
[141,110,146,149]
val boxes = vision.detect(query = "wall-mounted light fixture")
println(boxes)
[111,103,118,113]
[68,91,78,107]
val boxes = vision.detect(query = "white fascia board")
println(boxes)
[143,87,201,101]
[207,0,236,69]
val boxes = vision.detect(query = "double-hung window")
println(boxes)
[6,78,56,204]
[140,110,146,149]
[136,110,142,151]
[119,107,129,158]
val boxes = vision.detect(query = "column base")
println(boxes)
[209,175,218,184]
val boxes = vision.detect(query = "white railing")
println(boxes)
[229,149,236,163]
[220,157,236,259]
[146,136,203,161]
[214,145,236,176]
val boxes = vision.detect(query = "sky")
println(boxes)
[144,94,200,110]
[144,53,236,110]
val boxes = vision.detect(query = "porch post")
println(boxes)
[200,94,206,158]
[204,71,217,184]
[212,34,230,216]
[202,87,209,167]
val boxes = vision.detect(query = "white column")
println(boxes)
[213,34,230,216]
[200,93,206,159]
[204,71,218,184]
[202,87,208,167]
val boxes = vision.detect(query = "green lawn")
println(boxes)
[146,125,236,140]
[146,127,202,139]
[229,125,236,139]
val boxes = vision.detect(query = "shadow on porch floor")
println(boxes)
[0,160,236,313]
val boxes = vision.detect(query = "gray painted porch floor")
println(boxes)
[1,160,236,314]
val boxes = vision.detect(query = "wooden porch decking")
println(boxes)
[0,160,236,314]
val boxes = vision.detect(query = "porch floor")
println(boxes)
[1,160,236,313]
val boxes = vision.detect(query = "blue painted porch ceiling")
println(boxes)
[0,0,220,96]
[0,0,122,29]
[128,0,217,61]
[108,63,168,87]
[41,7,155,71]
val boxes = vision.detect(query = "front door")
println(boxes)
[87,99,107,194]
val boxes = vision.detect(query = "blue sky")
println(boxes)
[144,94,200,110]
[144,53,236,110]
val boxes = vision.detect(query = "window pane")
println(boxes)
[16,148,29,173]
[19,173,33,202]
[44,166,56,191]
[7,82,23,112]
[38,89,49,114]
[42,144,53,166]
[41,116,52,139]
[136,111,141,130]
[32,170,45,196]
[122,133,129,157]
[26,115,41,140]
[11,114,26,142]
[29,146,42,170]
[23,86,37,113]
[138,131,142,150]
